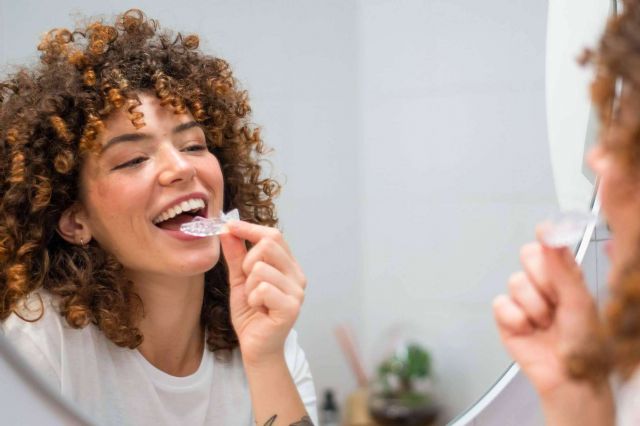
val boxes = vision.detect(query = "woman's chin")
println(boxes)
[178,257,221,275]
[152,250,221,277]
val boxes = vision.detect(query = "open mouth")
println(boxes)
[152,198,207,231]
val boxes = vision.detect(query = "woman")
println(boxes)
[0,9,316,425]
[493,0,640,424]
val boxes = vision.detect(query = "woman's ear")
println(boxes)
[57,203,92,245]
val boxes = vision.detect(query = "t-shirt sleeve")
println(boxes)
[0,294,63,392]
[284,329,318,425]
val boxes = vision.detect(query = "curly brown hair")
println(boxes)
[565,0,640,384]
[0,9,280,355]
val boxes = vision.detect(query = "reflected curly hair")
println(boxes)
[0,9,280,355]
[566,0,640,384]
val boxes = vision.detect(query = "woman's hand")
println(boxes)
[219,221,306,366]
[493,227,614,425]
[493,226,600,395]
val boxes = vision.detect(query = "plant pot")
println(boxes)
[368,392,438,426]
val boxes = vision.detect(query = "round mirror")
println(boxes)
[0,1,609,424]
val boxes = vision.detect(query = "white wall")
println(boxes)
[1,1,559,424]
[358,0,554,421]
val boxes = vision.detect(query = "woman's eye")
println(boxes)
[112,156,148,170]
[183,144,207,153]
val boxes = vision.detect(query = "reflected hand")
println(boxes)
[492,226,599,396]
[220,221,306,366]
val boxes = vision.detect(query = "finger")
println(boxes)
[535,225,585,300]
[219,232,248,288]
[520,243,558,305]
[493,294,534,336]
[225,221,292,255]
[242,238,304,284]
[535,224,578,266]
[247,282,301,320]
[507,271,554,328]
[542,246,581,280]
[245,261,305,302]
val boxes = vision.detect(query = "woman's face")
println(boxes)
[588,140,640,284]
[78,93,224,278]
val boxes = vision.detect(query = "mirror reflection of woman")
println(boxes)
[494,0,640,423]
[0,10,316,425]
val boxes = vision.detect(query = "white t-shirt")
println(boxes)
[0,291,318,425]
[617,367,640,426]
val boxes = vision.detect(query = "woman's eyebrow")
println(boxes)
[101,133,152,153]
[101,121,202,153]
[172,121,201,134]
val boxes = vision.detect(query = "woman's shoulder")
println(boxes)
[0,289,90,363]
[0,290,69,388]
[2,290,65,336]
[2,289,60,331]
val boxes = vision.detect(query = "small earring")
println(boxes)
[79,238,84,246]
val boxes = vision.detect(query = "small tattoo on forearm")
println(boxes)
[262,415,314,426]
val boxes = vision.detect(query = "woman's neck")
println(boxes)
[128,272,206,377]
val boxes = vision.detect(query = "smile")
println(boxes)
[153,198,206,225]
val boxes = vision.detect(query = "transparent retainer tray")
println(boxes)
[540,210,598,248]
[179,209,240,237]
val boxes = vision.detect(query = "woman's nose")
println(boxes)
[158,146,196,186]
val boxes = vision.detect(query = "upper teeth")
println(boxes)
[153,198,206,224]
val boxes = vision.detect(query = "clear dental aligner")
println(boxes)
[180,209,240,237]
[540,211,598,248]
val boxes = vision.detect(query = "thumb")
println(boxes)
[220,231,247,288]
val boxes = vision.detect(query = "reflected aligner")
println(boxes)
[179,209,240,237]
[541,211,598,248]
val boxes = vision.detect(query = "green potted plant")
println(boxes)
[368,342,438,425]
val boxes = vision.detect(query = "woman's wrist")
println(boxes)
[540,381,614,426]
[241,347,287,371]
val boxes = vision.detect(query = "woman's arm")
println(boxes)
[243,353,312,425]
[220,221,314,425]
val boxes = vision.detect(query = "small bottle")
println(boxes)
[320,389,339,426]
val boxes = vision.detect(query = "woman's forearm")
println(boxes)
[244,352,312,425]
[541,382,615,426]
